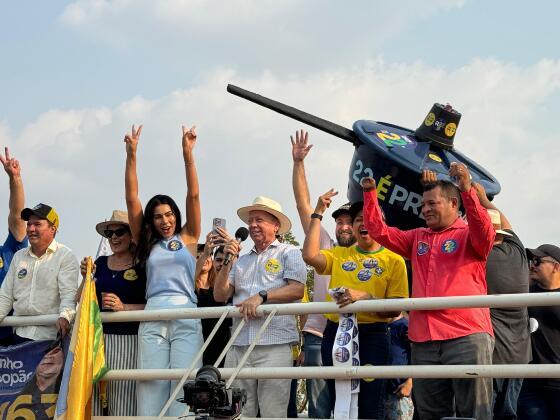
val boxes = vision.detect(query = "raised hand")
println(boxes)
[291,129,312,162]
[449,162,471,192]
[182,125,197,158]
[124,124,143,155]
[360,177,376,192]
[420,169,438,186]
[314,189,338,215]
[473,182,491,207]
[0,147,21,178]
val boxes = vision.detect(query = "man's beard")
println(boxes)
[336,232,356,247]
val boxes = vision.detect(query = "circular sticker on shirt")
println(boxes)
[334,347,350,363]
[357,269,372,282]
[336,332,351,346]
[340,317,354,331]
[362,258,378,269]
[417,241,430,256]
[351,379,360,391]
[441,239,458,254]
[352,325,359,338]
[264,258,282,274]
[0,257,3,269]
[352,358,360,367]
[352,341,359,356]
[17,268,27,279]
[341,261,357,272]
[123,269,138,281]
[167,240,183,251]
[374,266,384,276]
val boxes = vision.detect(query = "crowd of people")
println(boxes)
[0,120,558,420]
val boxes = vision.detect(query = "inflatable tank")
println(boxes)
[227,84,500,230]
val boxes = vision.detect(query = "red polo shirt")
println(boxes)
[363,187,495,342]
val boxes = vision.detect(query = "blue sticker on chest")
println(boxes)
[357,269,373,282]
[417,241,429,256]
[167,239,183,251]
[17,268,27,279]
[362,258,379,269]
[441,239,458,254]
[342,261,357,272]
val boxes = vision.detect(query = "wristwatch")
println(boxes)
[311,213,323,221]
[258,290,268,303]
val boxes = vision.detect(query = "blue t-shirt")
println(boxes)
[146,235,197,302]
[95,256,147,335]
[0,231,27,340]
[388,317,411,391]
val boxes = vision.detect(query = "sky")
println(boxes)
[1,0,559,259]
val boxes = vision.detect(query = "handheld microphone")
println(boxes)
[223,227,249,266]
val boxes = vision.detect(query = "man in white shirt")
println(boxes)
[0,203,78,342]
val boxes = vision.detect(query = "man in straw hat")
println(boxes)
[0,147,28,344]
[214,196,307,418]
[0,203,78,342]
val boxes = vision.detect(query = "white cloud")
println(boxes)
[1,56,558,260]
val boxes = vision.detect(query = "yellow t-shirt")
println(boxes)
[320,246,408,323]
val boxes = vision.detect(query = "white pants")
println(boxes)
[137,296,203,416]
[225,344,292,418]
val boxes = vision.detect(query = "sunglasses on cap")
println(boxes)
[530,257,558,267]
[103,227,129,239]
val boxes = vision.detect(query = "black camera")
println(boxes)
[181,366,246,419]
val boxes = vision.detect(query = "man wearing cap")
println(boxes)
[361,163,496,420]
[0,147,28,344]
[291,129,356,418]
[0,203,79,341]
[213,196,307,418]
[472,183,531,420]
[518,244,560,419]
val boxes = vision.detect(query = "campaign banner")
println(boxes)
[0,339,66,420]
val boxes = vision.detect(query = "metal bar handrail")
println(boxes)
[2,292,559,326]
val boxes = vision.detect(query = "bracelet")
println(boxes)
[311,213,323,221]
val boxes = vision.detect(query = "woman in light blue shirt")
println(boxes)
[123,124,203,416]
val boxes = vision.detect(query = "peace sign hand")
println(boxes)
[0,147,21,178]
[315,188,338,215]
[124,124,143,155]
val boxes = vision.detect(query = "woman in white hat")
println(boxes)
[123,124,203,416]
[81,210,147,416]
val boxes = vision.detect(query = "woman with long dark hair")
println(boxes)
[123,124,203,416]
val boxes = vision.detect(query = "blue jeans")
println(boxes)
[517,379,560,420]
[493,378,523,420]
[304,332,332,419]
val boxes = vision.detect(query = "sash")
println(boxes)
[330,287,360,419]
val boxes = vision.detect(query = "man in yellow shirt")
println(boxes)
[303,189,408,419]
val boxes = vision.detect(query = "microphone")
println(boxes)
[223,227,249,266]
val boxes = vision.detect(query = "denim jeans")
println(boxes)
[493,378,523,419]
[304,332,332,418]
[517,379,560,420]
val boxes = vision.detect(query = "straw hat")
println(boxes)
[486,209,512,237]
[237,196,292,235]
[95,210,130,236]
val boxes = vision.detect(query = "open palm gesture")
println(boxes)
[291,129,312,162]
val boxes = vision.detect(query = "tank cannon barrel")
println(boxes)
[227,84,358,144]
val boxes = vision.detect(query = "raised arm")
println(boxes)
[124,125,144,244]
[291,130,314,234]
[449,163,495,258]
[1,148,26,242]
[180,125,201,244]
[302,189,337,273]
[213,237,238,302]
[362,177,414,258]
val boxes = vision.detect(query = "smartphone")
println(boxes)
[212,218,226,233]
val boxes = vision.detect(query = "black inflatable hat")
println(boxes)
[415,103,461,149]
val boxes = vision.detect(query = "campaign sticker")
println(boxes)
[351,379,360,391]
[428,153,443,163]
[334,347,350,363]
[417,241,430,256]
[445,122,457,137]
[342,261,357,272]
[264,258,282,274]
[434,118,446,132]
[17,268,27,279]
[362,258,378,269]
[167,239,183,251]
[424,112,436,126]
[374,266,385,276]
[336,332,351,346]
[442,239,458,254]
[123,269,138,281]
[352,342,359,355]
[352,325,359,338]
[357,269,372,282]
[340,318,354,331]
[352,358,360,367]
[0,257,3,270]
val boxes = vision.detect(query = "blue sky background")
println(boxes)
[1,0,559,258]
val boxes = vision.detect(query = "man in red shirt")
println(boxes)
[361,163,495,420]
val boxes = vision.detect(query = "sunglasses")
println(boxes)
[530,257,558,267]
[103,227,129,239]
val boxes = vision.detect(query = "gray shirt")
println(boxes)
[228,239,307,346]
